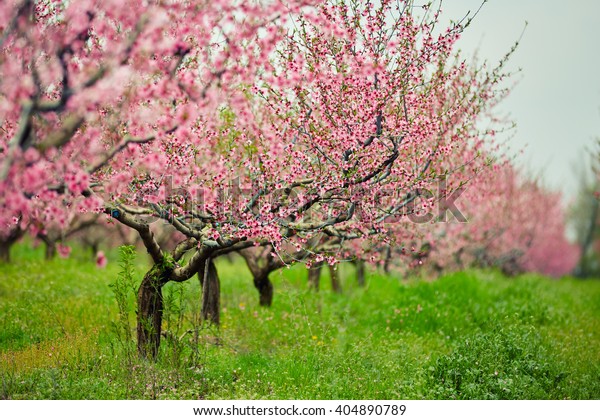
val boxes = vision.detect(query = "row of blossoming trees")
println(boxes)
[394,164,580,278]
[0,0,578,357]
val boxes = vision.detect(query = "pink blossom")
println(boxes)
[96,251,107,268]
[57,244,71,259]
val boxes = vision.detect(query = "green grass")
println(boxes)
[0,243,599,399]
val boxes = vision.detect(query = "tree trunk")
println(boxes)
[308,262,323,290]
[383,246,392,274]
[136,264,168,359]
[577,196,599,277]
[239,248,275,307]
[45,240,57,260]
[254,273,273,307]
[355,259,366,287]
[329,265,342,293]
[0,242,10,263]
[37,234,57,260]
[201,259,220,325]
[90,242,99,258]
[0,226,23,264]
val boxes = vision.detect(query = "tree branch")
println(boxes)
[36,114,85,152]
[106,207,164,263]
[171,247,209,281]
[88,134,157,174]
[88,125,178,174]
[172,237,198,261]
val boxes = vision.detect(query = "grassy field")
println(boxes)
[0,243,599,400]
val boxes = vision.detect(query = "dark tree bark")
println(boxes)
[136,264,170,359]
[254,273,273,306]
[0,241,10,263]
[307,262,323,290]
[329,265,341,293]
[200,259,220,325]
[43,238,57,260]
[383,246,392,274]
[239,247,277,307]
[454,247,465,269]
[355,259,366,287]
[37,232,63,260]
[0,226,24,263]
[90,242,99,257]
[308,262,341,292]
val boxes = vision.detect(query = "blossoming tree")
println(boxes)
[1,0,507,357]
[392,162,579,277]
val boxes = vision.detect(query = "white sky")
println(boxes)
[440,0,600,200]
